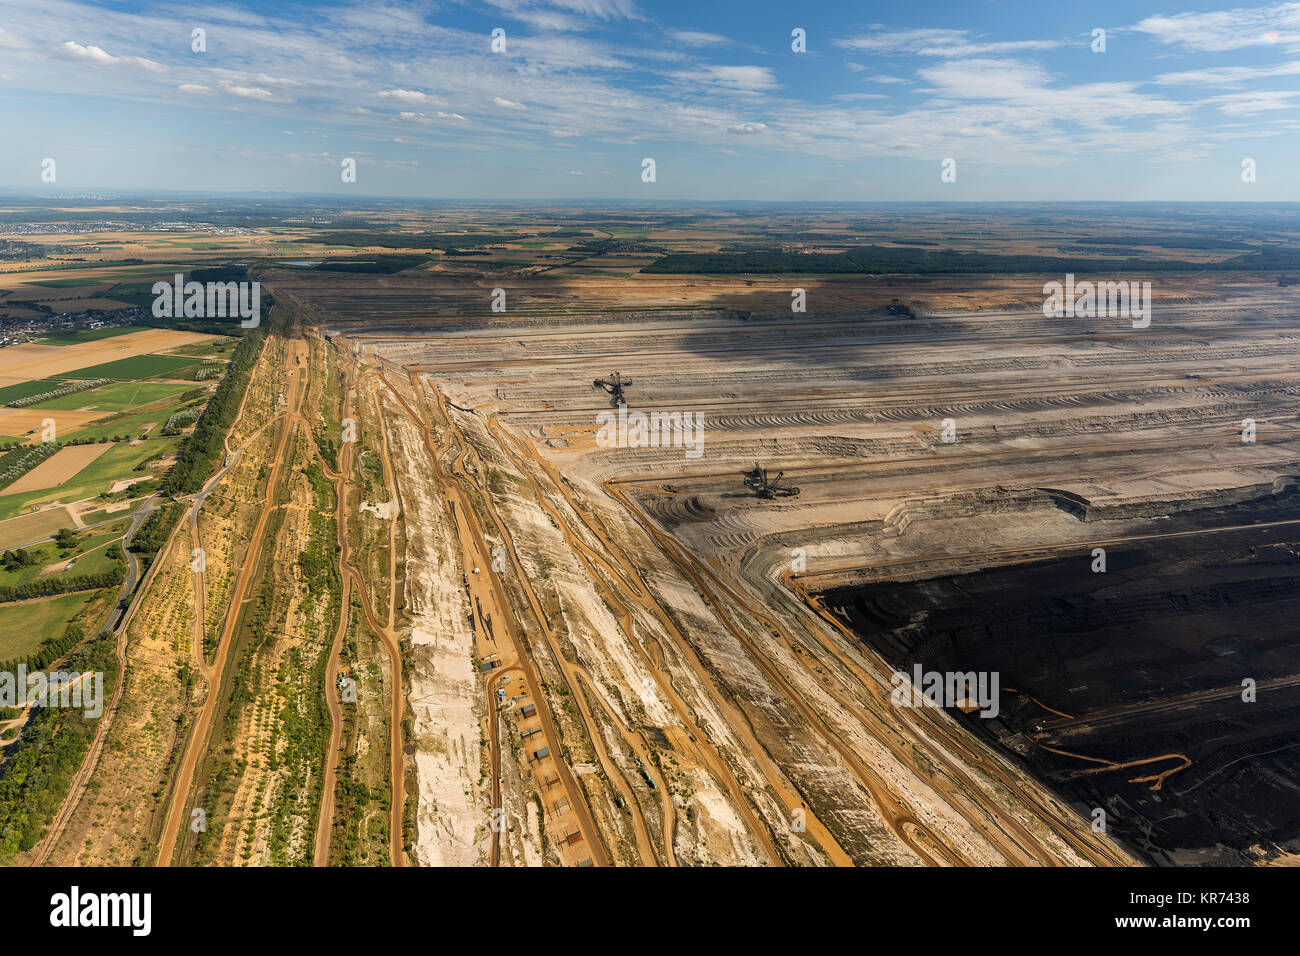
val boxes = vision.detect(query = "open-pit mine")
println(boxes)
[11,202,1299,872]
[251,263,1300,868]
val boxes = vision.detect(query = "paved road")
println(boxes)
[102,492,161,633]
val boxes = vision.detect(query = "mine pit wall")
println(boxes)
[507,429,1034,865]
[458,425,1135,864]
[353,358,492,867]
[762,476,1300,594]
[438,387,877,865]
[284,309,1153,866]
[441,401,667,866]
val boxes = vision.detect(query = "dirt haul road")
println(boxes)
[155,333,309,866]
[309,357,406,867]
[373,366,607,866]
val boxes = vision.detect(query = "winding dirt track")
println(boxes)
[32,343,280,867]
[312,471,351,866]
[155,335,309,866]
[311,358,406,867]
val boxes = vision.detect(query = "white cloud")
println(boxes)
[399,110,467,122]
[1133,3,1300,51]
[178,83,213,95]
[0,27,27,48]
[728,122,767,134]
[221,81,273,99]
[58,40,163,71]
[1155,59,1300,86]
[493,95,527,110]
[1206,89,1300,114]
[674,64,777,91]
[483,0,641,31]
[671,30,728,46]
[917,58,1184,122]
[378,88,446,105]
[837,28,1060,57]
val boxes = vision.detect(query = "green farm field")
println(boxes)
[0,378,72,406]
[31,381,194,412]
[16,276,111,289]
[0,521,129,588]
[57,353,199,381]
[78,501,143,526]
[0,436,181,521]
[69,396,203,442]
[0,590,108,661]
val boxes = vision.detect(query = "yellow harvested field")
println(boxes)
[0,328,214,383]
[3,442,112,494]
[0,409,103,438]
[0,506,74,547]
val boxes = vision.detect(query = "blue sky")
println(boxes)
[2,0,1300,200]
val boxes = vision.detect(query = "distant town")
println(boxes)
[0,308,150,348]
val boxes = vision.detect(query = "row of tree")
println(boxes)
[127,502,182,569]
[162,326,266,495]
[0,567,125,605]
